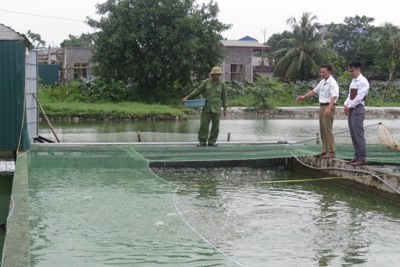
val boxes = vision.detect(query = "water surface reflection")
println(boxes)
[39,118,400,144]
[155,167,400,267]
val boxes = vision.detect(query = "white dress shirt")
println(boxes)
[344,74,370,108]
[313,75,339,104]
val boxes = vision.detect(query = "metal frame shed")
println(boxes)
[0,23,37,153]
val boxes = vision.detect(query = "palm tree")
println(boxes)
[272,12,333,81]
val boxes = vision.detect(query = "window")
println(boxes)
[73,62,89,79]
[231,64,245,82]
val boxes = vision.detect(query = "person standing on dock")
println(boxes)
[182,66,228,147]
[343,61,370,166]
[296,63,339,159]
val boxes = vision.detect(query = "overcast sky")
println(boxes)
[1,0,399,46]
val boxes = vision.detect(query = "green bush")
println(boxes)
[245,77,285,109]
[39,76,400,110]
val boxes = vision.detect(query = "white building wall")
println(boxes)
[25,49,38,142]
[63,47,95,82]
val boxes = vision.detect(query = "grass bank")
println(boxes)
[38,89,189,119]
[40,101,187,119]
[38,87,399,120]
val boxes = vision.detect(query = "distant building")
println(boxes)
[219,36,272,82]
[238,35,259,41]
[36,46,95,83]
[62,47,95,82]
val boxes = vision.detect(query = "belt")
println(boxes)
[320,103,337,106]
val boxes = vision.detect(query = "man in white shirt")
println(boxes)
[296,64,339,159]
[343,61,370,166]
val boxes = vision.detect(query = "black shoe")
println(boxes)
[208,143,218,147]
[350,160,367,166]
[197,143,206,147]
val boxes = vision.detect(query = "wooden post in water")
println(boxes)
[227,133,231,142]
[137,130,141,142]
[316,133,320,144]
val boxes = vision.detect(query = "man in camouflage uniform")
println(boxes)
[182,66,228,147]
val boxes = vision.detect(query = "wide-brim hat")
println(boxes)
[210,66,222,75]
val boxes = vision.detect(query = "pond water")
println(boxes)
[30,118,400,266]
[154,167,400,267]
[0,175,12,262]
[39,118,400,144]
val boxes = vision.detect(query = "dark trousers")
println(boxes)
[198,110,220,145]
[348,105,367,161]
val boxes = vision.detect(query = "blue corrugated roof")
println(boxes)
[239,35,258,41]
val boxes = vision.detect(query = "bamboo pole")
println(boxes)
[33,94,60,143]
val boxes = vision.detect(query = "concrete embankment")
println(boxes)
[294,156,400,202]
[226,106,400,119]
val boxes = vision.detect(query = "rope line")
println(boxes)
[0,8,84,22]
[124,146,244,266]
[1,197,14,267]
[172,185,244,267]
[1,195,14,267]
[16,86,27,152]
[257,175,371,184]
[7,196,15,221]
[294,122,381,144]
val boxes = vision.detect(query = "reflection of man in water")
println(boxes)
[296,64,339,159]
[182,66,227,147]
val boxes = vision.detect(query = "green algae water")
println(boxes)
[0,175,12,262]
[26,146,400,266]
[28,147,241,267]
[26,117,400,266]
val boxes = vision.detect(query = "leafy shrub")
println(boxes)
[80,79,137,102]
[225,81,248,98]
[244,77,285,109]
[39,79,139,103]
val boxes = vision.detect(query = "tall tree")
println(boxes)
[326,15,376,68]
[272,12,334,81]
[87,0,229,103]
[266,31,294,51]
[372,23,400,95]
[60,33,96,48]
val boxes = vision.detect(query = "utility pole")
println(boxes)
[261,28,266,73]
[261,28,266,44]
